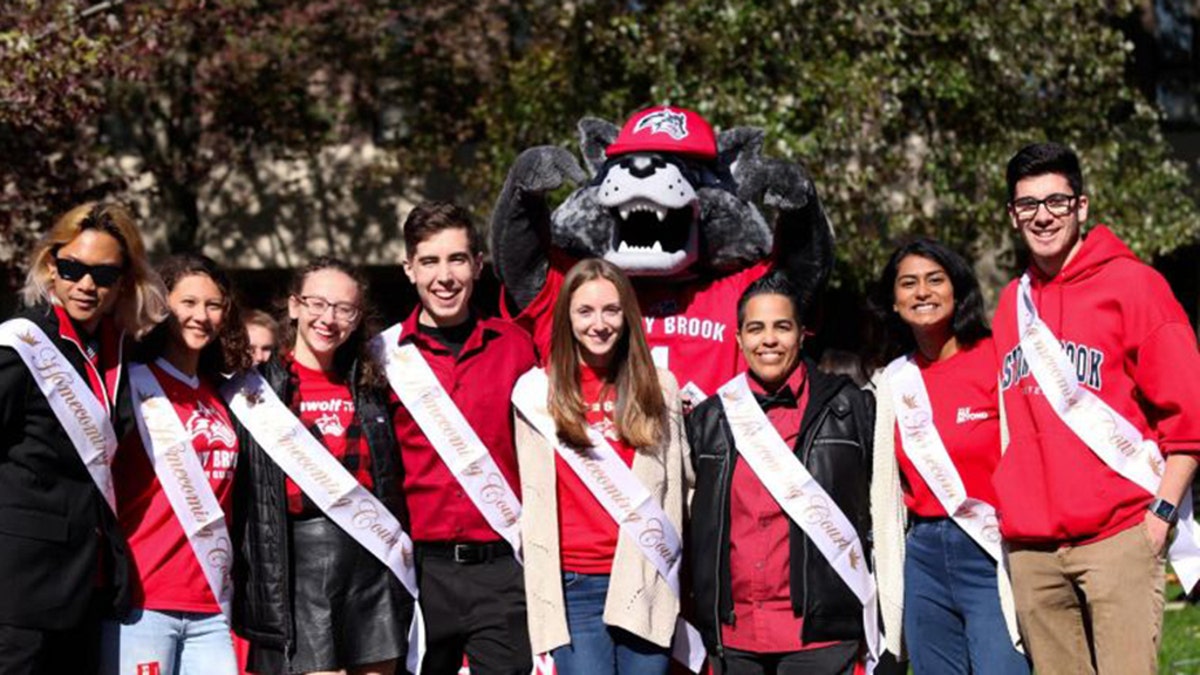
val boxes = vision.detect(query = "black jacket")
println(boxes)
[685,363,874,655]
[0,305,133,629]
[230,357,408,672]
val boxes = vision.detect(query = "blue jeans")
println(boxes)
[904,519,1030,675]
[100,608,237,675]
[550,572,670,675]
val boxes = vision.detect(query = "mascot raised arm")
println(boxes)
[492,105,834,407]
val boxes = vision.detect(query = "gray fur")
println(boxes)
[578,118,620,177]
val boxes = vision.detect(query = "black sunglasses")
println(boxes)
[54,257,124,288]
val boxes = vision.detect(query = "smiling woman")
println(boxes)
[105,254,252,675]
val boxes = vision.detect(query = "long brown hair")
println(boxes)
[547,258,664,449]
[277,256,383,390]
[22,201,167,338]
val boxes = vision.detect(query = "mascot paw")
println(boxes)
[736,157,814,211]
[514,146,589,195]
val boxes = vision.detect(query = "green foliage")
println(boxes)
[465,0,1200,293]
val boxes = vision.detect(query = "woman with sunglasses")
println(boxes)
[232,257,411,675]
[513,258,691,674]
[0,202,166,673]
[868,239,1027,674]
[100,254,252,674]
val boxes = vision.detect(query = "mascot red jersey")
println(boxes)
[492,106,833,406]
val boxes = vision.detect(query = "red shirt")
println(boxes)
[114,360,238,612]
[722,364,842,653]
[53,304,122,413]
[508,253,769,402]
[286,358,372,516]
[894,339,1003,518]
[389,310,537,543]
[557,364,638,574]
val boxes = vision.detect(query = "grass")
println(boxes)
[1161,581,1200,674]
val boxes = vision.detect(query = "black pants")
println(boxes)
[712,641,858,675]
[0,600,105,675]
[416,545,532,675]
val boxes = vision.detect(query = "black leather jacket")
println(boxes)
[230,357,407,672]
[685,363,874,655]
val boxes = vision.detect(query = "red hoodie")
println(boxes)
[991,225,1200,544]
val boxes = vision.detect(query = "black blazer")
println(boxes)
[0,305,133,629]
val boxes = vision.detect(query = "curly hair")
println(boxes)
[277,256,384,390]
[137,253,253,376]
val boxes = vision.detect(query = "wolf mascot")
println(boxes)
[492,105,834,407]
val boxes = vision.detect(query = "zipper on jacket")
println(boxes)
[799,405,834,626]
[713,436,733,658]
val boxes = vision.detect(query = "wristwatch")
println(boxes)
[1149,498,1180,526]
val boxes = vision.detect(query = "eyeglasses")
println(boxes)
[294,295,361,322]
[1009,193,1078,220]
[54,257,124,288]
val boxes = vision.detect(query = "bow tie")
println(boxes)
[754,387,797,410]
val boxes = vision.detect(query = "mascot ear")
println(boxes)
[578,118,621,177]
[716,127,765,182]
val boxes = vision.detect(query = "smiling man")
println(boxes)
[685,272,875,674]
[377,201,537,674]
[991,143,1200,674]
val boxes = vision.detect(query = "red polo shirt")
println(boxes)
[388,309,537,543]
[723,363,842,653]
[53,304,122,413]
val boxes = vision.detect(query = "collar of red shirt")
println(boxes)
[397,307,502,357]
[746,361,808,404]
[52,303,123,411]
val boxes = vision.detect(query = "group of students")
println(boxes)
[0,141,1198,675]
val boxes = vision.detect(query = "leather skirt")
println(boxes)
[287,516,413,673]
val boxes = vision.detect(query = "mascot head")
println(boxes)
[550,105,773,278]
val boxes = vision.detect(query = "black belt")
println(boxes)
[415,540,514,565]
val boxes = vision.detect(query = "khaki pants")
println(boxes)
[1008,521,1166,675]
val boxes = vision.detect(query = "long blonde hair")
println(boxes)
[21,201,168,338]
[547,258,665,449]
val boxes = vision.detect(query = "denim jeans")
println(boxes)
[904,519,1030,675]
[100,608,237,675]
[550,572,670,675]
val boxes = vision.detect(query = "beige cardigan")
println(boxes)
[515,368,693,655]
[868,370,1021,661]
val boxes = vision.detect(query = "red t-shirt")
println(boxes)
[722,364,842,653]
[389,310,536,542]
[556,364,638,574]
[114,360,238,612]
[508,253,769,403]
[894,339,1003,518]
[286,359,371,516]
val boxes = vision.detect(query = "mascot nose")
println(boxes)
[619,155,667,179]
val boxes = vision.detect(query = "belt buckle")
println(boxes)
[453,543,474,564]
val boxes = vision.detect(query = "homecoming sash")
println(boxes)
[221,370,424,674]
[0,319,118,512]
[372,324,523,559]
[129,363,233,617]
[884,356,1002,560]
[511,368,706,673]
[1017,275,1200,591]
[717,373,880,666]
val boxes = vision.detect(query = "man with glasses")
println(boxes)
[991,142,1200,674]
[376,201,536,674]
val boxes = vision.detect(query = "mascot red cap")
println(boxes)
[604,105,717,161]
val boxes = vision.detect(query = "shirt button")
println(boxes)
[756,601,764,609]
[755,561,764,570]
[456,490,464,498]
